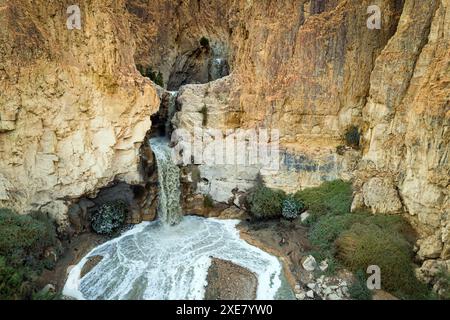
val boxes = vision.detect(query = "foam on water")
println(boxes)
[150,137,183,226]
[63,216,283,300]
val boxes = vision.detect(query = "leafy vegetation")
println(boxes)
[281,196,304,220]
[0,209,57,269]
[336,221,429,299]
[90,200,128,235]
[344,125,361,149]
[298,181,432,300]
[0,208,58,300]
[200,36,210,48]
[294,180,353,218]
[136,64,164,87]
[348,270,373,300]
[203,194,214,209]
[247,185,286,220]
[435,268,450,300]
[336,145,346,155]
[31,289,61,300]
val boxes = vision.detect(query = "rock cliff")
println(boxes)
[0,0,159,228]
[0,0,448,279]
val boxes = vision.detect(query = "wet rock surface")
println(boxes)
[205,258,257,300]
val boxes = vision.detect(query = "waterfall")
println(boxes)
[150,137,182,225]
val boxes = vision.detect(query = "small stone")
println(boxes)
[323,287,333,295]
[40,284,56,295]
[300,211,311,223]
[302,255,317,271]
[307,283,316,290]
[341,287,349,296]
[327,293,341,300]
[306,290,315,298]
[294,284,301,292]
[66,265,75,275]
[296,293,306,300]
[319,260,329,272]
[329,285,339,290]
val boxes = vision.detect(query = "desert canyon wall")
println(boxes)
[0,0,448,271]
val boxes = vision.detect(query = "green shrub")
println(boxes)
[282,196,304,220]
[248,185,286,220]
[90,200,128,235]
[0,209,56,268]
[0,256,32,300]
[32,289,61,300]
[344,126,360,149]
[136,65,164,87]
[435,268,450,300]
[203,194,214,208]
[309,213,363,254]
[336,222,429,299]
[154,71,164,87]
[0,209,57,300]
[336,145,346,155]
[294,180,353,218]
[200,37,210,48]
[349,269,373,300]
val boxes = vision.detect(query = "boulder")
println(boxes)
[362,178,403,214]
[302,255,317,272]
[300,211,311,223]
[417,234,443,259]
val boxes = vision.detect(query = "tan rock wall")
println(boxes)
[0,0,159,226]
[0,0,447,266]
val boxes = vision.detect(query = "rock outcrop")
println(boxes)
[0,1,159,227]
[169,0,449,275]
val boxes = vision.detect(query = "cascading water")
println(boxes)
[62,91,288,301]
[150,137,182,226]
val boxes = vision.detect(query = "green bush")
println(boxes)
[248,185,286,220]
[136,65,164,87]
[0,209,57,300]
[344,126,360,149]
[282,196,304,220]
[349,269,373,300]
[200,37,210,48]
[0,209,56,268]
[336,145,346,155]
[90,200,128,235]
[32,289,61,300]
[0,256,32,300]
[294,180,353,218]
[309,213,363,255]
[203,194,214,208]
[336,222,429,299]
[434,267,450,300]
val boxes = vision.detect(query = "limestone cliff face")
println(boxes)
[167,0,448,266]
[0,0,159,227]
[0,0,448,270]
[356,0,450,262]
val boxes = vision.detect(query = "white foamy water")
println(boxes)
[63,216,283,300]
[150,137,183,226]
